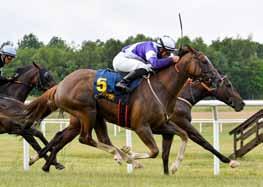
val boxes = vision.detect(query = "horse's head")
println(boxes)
[13,62,56,91]
[204,74,245,111]
[32,62,56,91]
[177,45,222,93]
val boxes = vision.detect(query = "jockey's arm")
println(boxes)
[145,50,174,69]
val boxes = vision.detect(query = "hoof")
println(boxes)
[54,163,65,170]
[29,155,39,166]
[121,146,131,154]
[114,154,122,165]
[171,167,178,174]
[170,163,178,174]
[229,160,240,168]
[42,165,50,172]
[132,160,144,169]
[29,158,34,166]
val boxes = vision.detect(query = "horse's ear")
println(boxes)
[186,45,197,54]
[32,61,40,69]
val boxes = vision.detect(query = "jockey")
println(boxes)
[0,45,17,84]
[113,35,179,92]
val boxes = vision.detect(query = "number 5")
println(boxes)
[96,78,107,92]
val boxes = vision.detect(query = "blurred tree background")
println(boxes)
[1,33,263,99]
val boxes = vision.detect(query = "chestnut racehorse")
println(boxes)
[25,46,225,172]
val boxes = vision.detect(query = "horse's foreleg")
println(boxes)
[152,122,188,174]
[162,134,174,175]
[179,120,239,168]
[168,121,188,174]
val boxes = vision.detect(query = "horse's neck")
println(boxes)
[153,65,189,112]
[178,82,211,105]
[0,70,35,102]
[0,82,33,102]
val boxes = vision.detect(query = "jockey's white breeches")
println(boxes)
[112,52,152,72]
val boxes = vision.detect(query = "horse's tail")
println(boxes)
[24,85,58,125]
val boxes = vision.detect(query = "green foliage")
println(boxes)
[4,33,263,99]
[18,33,44,49]
[47,36,69,50]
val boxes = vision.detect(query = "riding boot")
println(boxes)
[116,68,148,92]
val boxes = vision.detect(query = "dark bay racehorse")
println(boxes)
[0,62,56,102]
[120,75,244,174]
[0,62,64,169]
[26,46,224,172]
[157,76,244,174]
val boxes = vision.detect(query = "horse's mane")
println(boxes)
[16,64,34,74]
[177,45,196,58]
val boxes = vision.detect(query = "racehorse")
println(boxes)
[0,62,56,102]
[156,76,244,174]
[118,74,244,174]
[21,74,246,174]
[0,62,64,169]
[25,46,224,172]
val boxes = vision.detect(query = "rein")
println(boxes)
[10,67,46,90]
[145,74,169,121]
[200,82,216,92]
[12,80,34,89]
[177,97,193,108]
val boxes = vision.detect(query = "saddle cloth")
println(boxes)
[93,69,143,128]
[93,69,141,103]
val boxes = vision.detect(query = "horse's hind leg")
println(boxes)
[129,125,159,160]
[78,110,131,164]
[94,115,138,165]
[94,115,112,145]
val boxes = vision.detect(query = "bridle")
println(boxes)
[35,69,50,91]
[186,75,232,106]
[8,66,48,91]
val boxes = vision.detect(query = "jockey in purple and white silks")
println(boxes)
[113,35,180,92]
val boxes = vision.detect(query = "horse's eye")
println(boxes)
[226,84,231,88]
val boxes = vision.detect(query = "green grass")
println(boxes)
[0,124,262,187]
